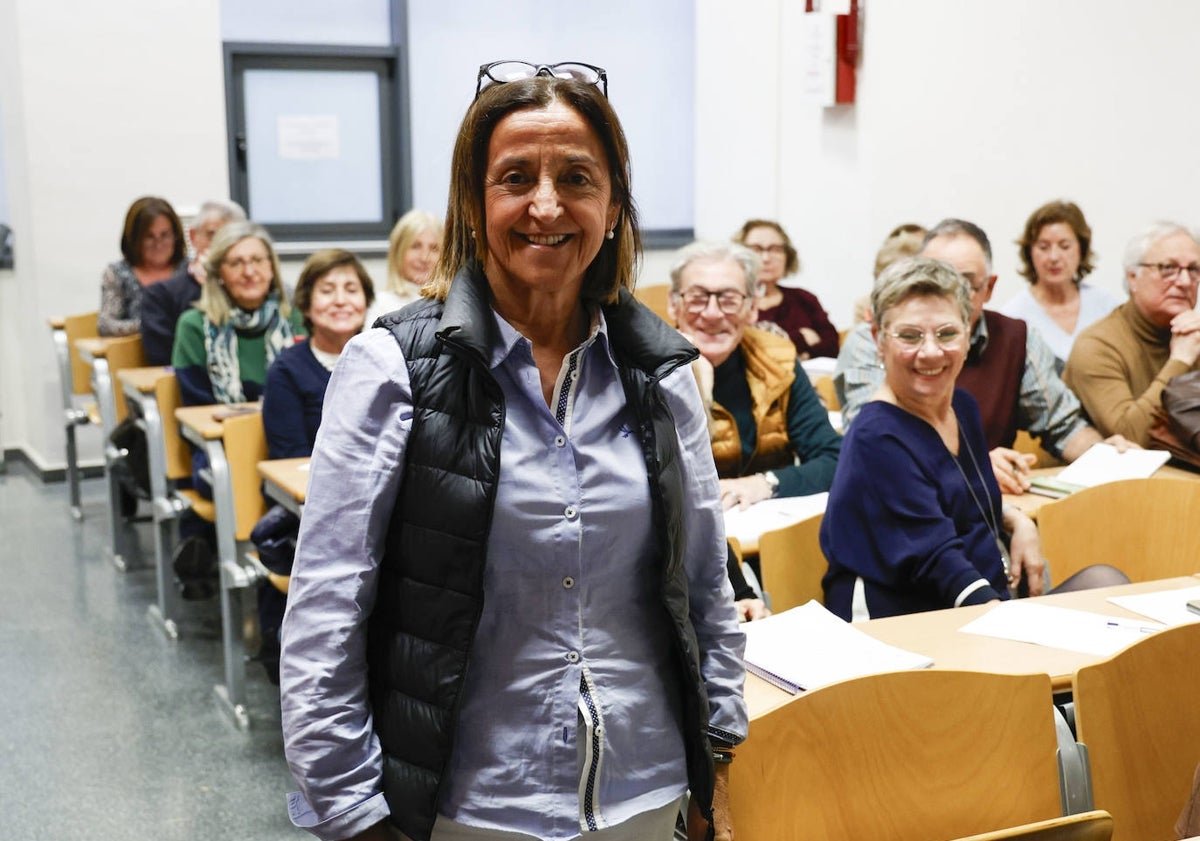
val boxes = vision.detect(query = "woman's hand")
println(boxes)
[1002,507,1045,596]
[989,447,1036,494]
[735,598,770,622]
[687,764,734,841]
[719,475,774,511]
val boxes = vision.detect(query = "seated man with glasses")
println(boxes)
[1064,222,1200,446]
[836,218,1125,494]
[667,241,842,511]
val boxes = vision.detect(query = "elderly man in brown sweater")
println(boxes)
[1064,222,1200,446]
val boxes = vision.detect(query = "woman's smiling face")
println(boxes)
[481,101,618,299]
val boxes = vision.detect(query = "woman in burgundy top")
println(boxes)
[735,218,840,359]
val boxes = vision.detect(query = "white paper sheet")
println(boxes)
[958,600,1163,656]
[1107,584,1200,627]
[723,493,828,547]
[1054,442,1171,488]
[743,600,933,693]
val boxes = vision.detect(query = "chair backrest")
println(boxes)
[729,669,1063,841]
[221,410,269,542]
[1013,429,1061,469]
[1073,622,1200,841]
[947,810,1112,841]
[1036,477,1200,583]
[154,374,193,482]
[633,283,672,323]
[814,375,840,411]
[62,311,99,395]
[102,335,146,423]
[757,513,826,612]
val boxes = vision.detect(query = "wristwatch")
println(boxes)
[761,471,780,498]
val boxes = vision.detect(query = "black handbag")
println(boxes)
[108,416,151,500]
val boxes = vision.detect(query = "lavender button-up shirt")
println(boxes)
[280,308,747,840]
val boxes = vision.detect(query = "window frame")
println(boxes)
[222,38,411,248]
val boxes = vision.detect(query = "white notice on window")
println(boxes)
[277,115,340,160]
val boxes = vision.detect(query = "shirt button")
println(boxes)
[554,435,566,448]
[564,506,577,520]
[566,651,580,663]
[563,576,575,589]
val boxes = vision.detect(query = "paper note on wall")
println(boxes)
[278,115,340,160]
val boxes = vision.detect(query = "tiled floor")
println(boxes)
[0,463,303,840]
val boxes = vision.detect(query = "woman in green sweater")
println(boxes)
[169,221,305,597]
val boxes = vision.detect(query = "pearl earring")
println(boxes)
[606,229,615,241]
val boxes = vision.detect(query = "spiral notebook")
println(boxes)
[742,600,934,694]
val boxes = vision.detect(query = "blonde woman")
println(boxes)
[364,209,442,325]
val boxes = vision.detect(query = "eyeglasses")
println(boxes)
[885,326,965,349]
[223,255,270,272]
[745,244,787,258]
[1139,262,1200,284]
[675,288,751,314]
[475,61,608,98]
[142,231,175,244]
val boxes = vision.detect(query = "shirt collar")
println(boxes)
[488,304,610,370]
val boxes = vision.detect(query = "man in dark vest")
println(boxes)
[836,218,1126,494]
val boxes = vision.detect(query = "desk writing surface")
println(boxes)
[174,404,259,441]
[48,316,66,330]
[75,336,132,360]
[257,457,309,504]
[117,366,170,394]
[743,576,1200,717]
[1002,463,1200,519]
[856,576,1199,693]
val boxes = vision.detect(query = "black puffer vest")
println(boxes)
[369,265,718,841]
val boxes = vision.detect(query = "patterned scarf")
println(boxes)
[203,292,295,404]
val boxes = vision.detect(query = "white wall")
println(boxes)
[4,0,1200,469]
[696,0,1200,329]
[0,0,228,469]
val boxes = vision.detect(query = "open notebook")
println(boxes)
[1028,442,1170,498]
[742,600,934,694]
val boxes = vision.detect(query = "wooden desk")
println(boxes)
[175,402,261,730]
[117,366,176,637]
[258,457,309,518]
[1002,463,1200,519]
[744,575,1200,716]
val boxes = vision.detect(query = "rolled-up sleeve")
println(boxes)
[279,328,414,840]
[660,365,749,744]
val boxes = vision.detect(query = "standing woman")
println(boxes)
[734,219,840,359]
[281,62,746,841]
[1001,200,1119,371]
[364,209,442,325]
[97,195,186,335]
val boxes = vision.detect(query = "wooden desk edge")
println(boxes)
[48,316,66,329]
[174,403,259,440]
[257,458,309,504]
[117,366,171,393]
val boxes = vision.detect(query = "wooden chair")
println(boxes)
[633,283,672,323]
[49,312,99,518]
[947,810,1112,841]
[1036,477,1200,583]
[757,513,826,612]
[729,670,1064,841]
[1073,622,1200,841]
[1013,430,1061,469]
[814,374,840,411]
